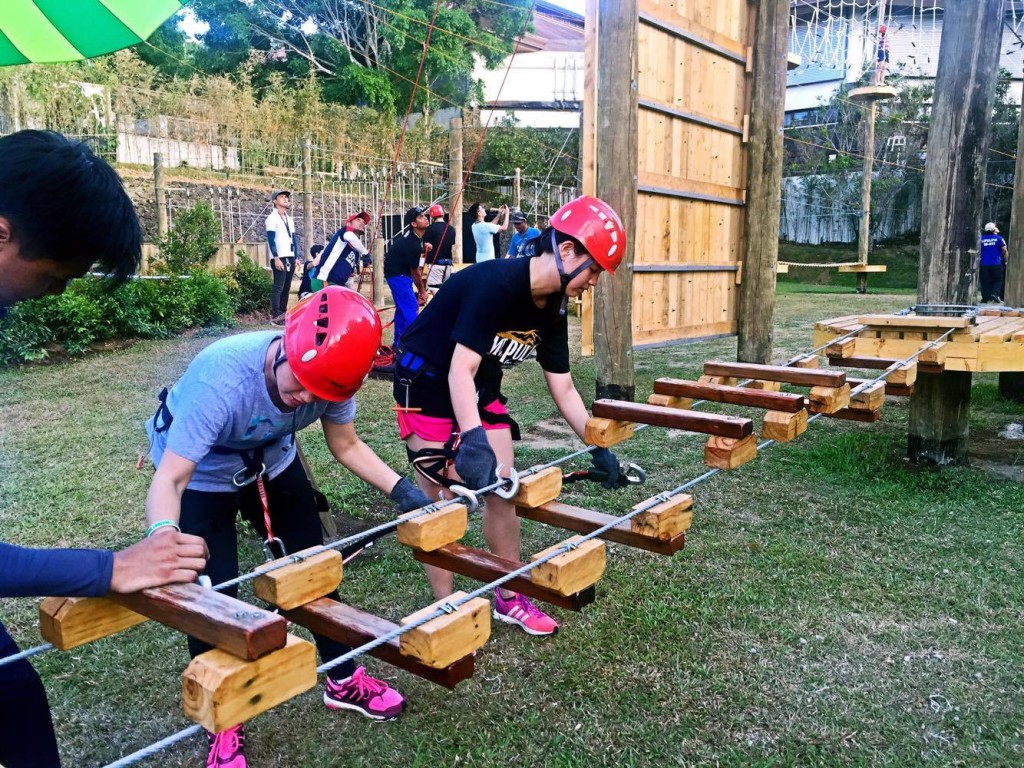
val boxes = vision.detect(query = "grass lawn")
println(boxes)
[1,291,1022,766]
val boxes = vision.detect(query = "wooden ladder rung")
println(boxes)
[282,598,475,689]
[516,502,686,556]
[653,378,806,412]
[705,360,845,387]
[592,399,753,439]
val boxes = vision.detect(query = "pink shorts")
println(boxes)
[397,399,510,443]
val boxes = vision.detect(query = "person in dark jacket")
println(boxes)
[0,130,208,768]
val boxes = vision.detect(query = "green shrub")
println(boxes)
[152,200,220,274]
[232,253,273,314]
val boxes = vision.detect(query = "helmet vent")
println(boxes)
[315,332,327,347]
[315,317,329,328]
[560,210,572,221]
[607,245,618,258]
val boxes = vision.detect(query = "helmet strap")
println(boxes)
[551,231,595,316]
[272,337,288,373]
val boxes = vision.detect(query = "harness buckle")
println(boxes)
[232,463,267,488]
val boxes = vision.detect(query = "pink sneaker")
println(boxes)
[206,724,246,768]
[324,667,405,721]
[493,592,559,636]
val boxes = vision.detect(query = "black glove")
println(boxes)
[454,426,498,491]
[590,447,622,490]
[389,477,433,513]
[361,254,372,269]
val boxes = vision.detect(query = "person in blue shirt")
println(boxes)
[980,222,1008,303]
[0,130,209,768]
[506,211,541,258]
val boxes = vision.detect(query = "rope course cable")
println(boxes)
[101,320,960,766]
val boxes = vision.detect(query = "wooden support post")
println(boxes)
[911,1,1001,462]
[591,400,754,439]
[513,167,522,210]
[413,544,596,611]
[652,378,806,412]
[808,384,852,415]
[302,138,314,256]
[449,117,464,265]
[762,410,808,442]
[253,547,343,611]
[283,599,474,688]
[530,537,607,597]
[737,0,788,363]
[850,381,886,412]
[153,153,168,237]
[856,102,878,294]
[705,361,844,388]
[592,0,638,401]
[110,583,287,661]
[583,417,636,447]
[909,371,973,465]
[511,466,563,509]
[630,493,693,540]
[1001,59,1024,402]
[398,591,491,669]
[182,635,317,733]
[396,502,468,552]
[39,597,147,650]
[371,237,386,310]
[516,502,686,556]
[705,434,759,469]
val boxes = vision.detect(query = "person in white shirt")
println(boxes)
[266,190,298,324]
[470,202,509,263]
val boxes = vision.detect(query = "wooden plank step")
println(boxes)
[824,408,882,423]
[111,584,287,661]
[858,314,971,329]
[516,502,687,556]
[398,591,491,669]
[413,544,596,612]
[282,599,475,689]
[591,399,753,439]
[704,361,845,387]
[652,378,806,412]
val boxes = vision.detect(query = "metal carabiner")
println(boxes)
[623,462,647,485]
[492,464,521,500]
[448,484,481,512]
[232,462,267,488]
[261,536,287,562]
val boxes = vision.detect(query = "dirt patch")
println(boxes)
[518,417,580,451]
[969,426,1024,483]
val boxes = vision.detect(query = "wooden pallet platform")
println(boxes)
[847,85,898,102]
[814,313,1024,373]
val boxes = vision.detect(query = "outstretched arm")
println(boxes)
[322,419,402,495]
[544,370,590,440]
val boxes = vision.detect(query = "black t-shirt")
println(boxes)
[424,221,456,264]
[383,231,424,278]
[398,258,570,398]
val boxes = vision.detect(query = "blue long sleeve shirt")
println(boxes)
[0,542,113,598]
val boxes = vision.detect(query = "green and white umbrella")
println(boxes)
[0,0,187,65]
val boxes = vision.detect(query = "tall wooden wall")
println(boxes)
[582,0,756,354]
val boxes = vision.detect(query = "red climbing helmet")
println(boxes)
[427,204,445,218]
[549,195,626,273]
[284,286,382,401]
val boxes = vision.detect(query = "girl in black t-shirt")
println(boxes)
[393,195,628,636]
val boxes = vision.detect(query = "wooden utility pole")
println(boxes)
[302,139,314,254]
[514,167,522,210]
[909,0,1004,465]
[856,103,878,294]
[589,0,639,402]
[737,0,789,364]
[372,237,386,309]
[449,117,464,265]
[153,153,168,237]
[1000,103,1024,400]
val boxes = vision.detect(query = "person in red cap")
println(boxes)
[874,23,890,85]
[423,203,456,293]
[143,286,432,768]
[316,211,372,290]
[392,195,632,638]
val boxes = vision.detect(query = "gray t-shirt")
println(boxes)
[146,331,355,492]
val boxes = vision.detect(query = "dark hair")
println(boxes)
[0,130,141,284]
[310,243,324,257]
[523,226,584,260]
[468,202,483,220]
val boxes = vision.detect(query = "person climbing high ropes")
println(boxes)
[392,195,634,637]
[144,286,433,768]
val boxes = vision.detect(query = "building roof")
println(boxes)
[517,1,584,53]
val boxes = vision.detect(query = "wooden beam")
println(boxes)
[705,360,845,387]
[530,537,607,596]
[808,384,852,415]
[398,592,491,669]
[850,380,886,412]
[859,315,971,329]
[110,584,287,661]
[652,378,806,412]
[511,466,563,509]
[413,544,596,611]
[253,548,342,611]
[282,599,475,689]
[396,502,468,552]
[583,416,635,448]
[516,502,686,556]
[848,377,915,397]
[182,635,317,733]
[825,408,883,423]
[591,399,753,439]
[39,597,148,651]
[630,493,693,540]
